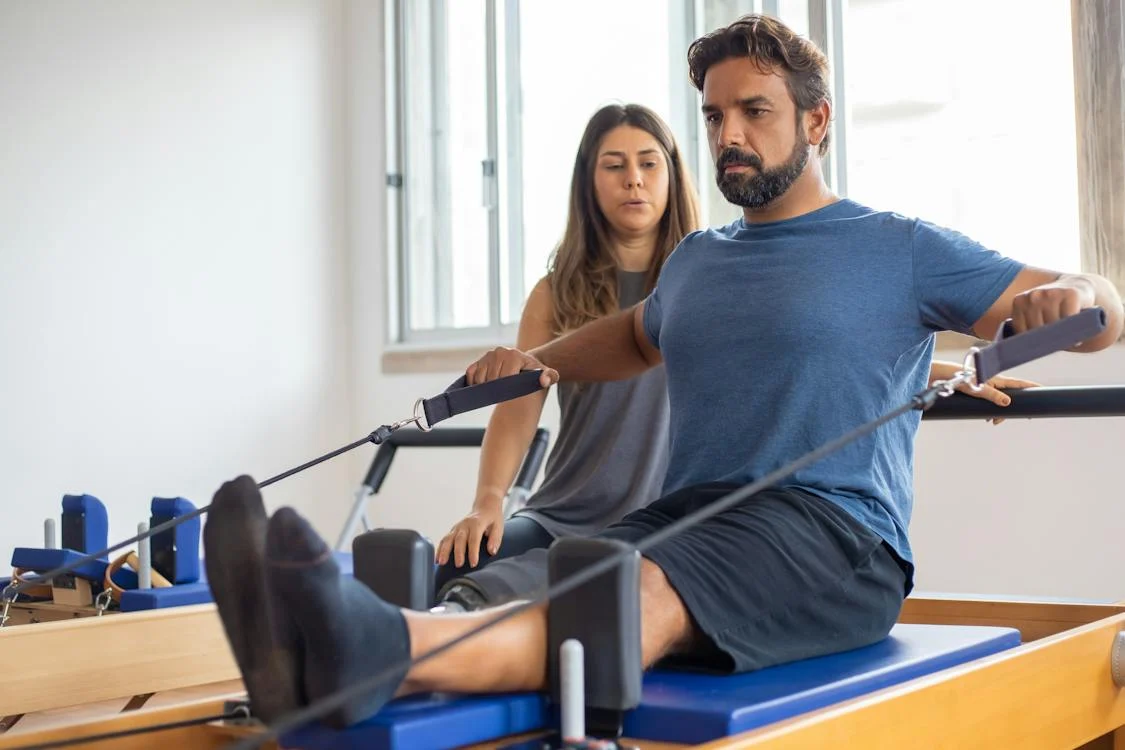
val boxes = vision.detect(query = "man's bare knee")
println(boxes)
[639,558,698,666]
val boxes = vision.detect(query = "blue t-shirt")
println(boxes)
[642,198,1024,571]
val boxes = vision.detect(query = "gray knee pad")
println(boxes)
[433,579,491,612]
[435,548,551,611]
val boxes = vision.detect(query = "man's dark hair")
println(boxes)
[688,14,833,156]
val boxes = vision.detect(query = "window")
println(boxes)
[387,0,1122,351]
[386,0,790,346]
[389,0,495,339]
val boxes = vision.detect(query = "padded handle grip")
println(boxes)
[973,307,1107,383]
[422,369,545,428]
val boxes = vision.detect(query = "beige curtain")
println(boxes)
[1072,0,1125,310]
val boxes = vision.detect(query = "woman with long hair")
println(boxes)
[433,103,696,598]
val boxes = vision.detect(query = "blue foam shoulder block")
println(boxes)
[150,497,201,584]
[280,624,1019,749]
[10,548,108,582]
[61,494,108,555]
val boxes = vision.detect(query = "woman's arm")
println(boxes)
[436,278,556,567]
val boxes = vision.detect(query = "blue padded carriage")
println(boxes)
[282,623,1020,749]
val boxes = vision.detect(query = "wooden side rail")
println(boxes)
[0,693,254,750]
[700,613,1125,749]
[900,595,1125,642]
[0,604,237,715]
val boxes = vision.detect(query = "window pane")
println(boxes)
[776,0,809,39]
[444,0,492,329]
[401,0,437,332]
[406,0,491,333]
[517,0,673,299]
[843,0,1080,272]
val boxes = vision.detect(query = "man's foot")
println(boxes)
[266,507,411,728]
[202,476,302,721]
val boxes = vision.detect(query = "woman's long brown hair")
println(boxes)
[547,103,701,335]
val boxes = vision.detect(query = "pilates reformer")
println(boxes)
[3,310,1125,750]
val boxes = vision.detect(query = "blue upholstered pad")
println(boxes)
[283,692,548,750]
[11,548,108,581]
[623,623,1020,743]
[281,623,1019,749]
[120,582,214,611]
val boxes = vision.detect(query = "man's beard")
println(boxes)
[715,131,810,209]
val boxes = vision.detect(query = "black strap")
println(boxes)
[973,307,1106,383]
[421,369,545,428]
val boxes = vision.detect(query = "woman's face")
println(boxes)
[593,125,671,239]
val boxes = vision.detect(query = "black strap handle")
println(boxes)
[973,307,1107,383]
[421,369,545,429]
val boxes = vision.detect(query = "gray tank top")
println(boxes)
[514,270,670,538]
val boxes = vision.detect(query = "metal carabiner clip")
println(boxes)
[0,585,16,628]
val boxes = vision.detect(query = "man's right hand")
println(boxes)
[466,346,558,388]
[436,502,505,568]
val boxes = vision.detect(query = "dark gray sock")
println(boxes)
[202,476,302,722]
[265,507,411,728]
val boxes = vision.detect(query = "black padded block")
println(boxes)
[352,529,434,610]
[547,537,642,738]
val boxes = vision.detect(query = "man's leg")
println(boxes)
[403,557,697,695]
[260,506,696,726]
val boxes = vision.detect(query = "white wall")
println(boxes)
[912,346,1125,601]
[0,1,352,563]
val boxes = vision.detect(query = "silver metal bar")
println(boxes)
[335,485,375,552]
[560,639,585,742]
[137,521,151,589]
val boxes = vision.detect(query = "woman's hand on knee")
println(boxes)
[436,505,504,568]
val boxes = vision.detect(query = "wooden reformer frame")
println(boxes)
[2,594,1123,750]
[6,385,1125,748]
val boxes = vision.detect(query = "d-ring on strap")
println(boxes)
[418,369,545,431]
